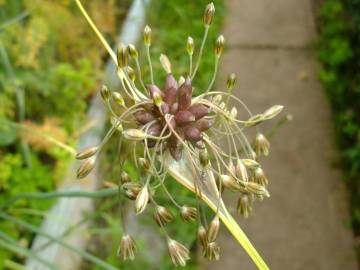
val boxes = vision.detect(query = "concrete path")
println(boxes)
[202,0,358,269]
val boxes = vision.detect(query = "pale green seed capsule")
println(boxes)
[227,73,236,90]
[186,37,194,55]
[144,25,152,46]
[214,35,225,57]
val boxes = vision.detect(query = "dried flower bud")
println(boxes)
[126,66,136,81]
[241,159,260,169]
[135,185,149,214]
[180,205,197,222]
[120,171,131,184]
[123,129,148,141]
[127,44,138,58]
[117,43,128,68]
[214,35,225,57]
[112,92,125,107]
[160,54,172,74]
[236,159,248,181]
[254,133,270,156]
[237,193,253,218]
[246,181,270,197]
[144,25,152,46]
[253,167,268,186]
[199,149,210,167]
[227,73,236,90]
[76,146,98,160]
[154,205,173,227]
[122,182,141,200]
[117,235,137,261]
[167,238,190,267]
[101,85,111,101]
[203,241,220,261]
[138,157,150,171]
[204,2,215,26]
[207,216,220,242]
[220,174,240,192]
[76,157,96,179]
[198,225,207,246]
[187,36,194,55]
[263,105,284,120]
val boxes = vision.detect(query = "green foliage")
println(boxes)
[0,0,127,267]
[317,0,360,232]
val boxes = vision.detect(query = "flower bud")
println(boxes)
[135,185,149,214]
[76,157,96,179]
[263,105,284,120]
[138,157,150,171]
[126,66,136,82]
[160,54,172,74]
[122,182,141,200]
[246,181,270,197]
[236,159,248,181]
[241,159,260,169]
[187,36,194,55]
[180,205,197,222]
[167,238,190,267]
[154,205,173,227]
[123,129,148,141]
[120,171,131,184]
[112,92,125,106]
[229,107,237,119]
[207,216,220,242]
[220,174,241,192]
[143,25,152,46]
[203,241,220,261]
[117,43,128,68]
[214,35,225,57]
[237,193,253,218]
[227,73,236,90]
[254,133,270,156]
[127,44,138,58]
[76,146,98,160]
[117,234,137,261]
[100,85,111,101]
[204,2,215,26]
[198,225,207,246]
[253,167,268,186]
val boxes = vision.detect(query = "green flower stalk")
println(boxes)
[75,1,284,269]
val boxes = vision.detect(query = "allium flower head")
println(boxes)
[75,1,284,269]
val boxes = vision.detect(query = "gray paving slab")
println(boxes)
[201,1,358,269]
